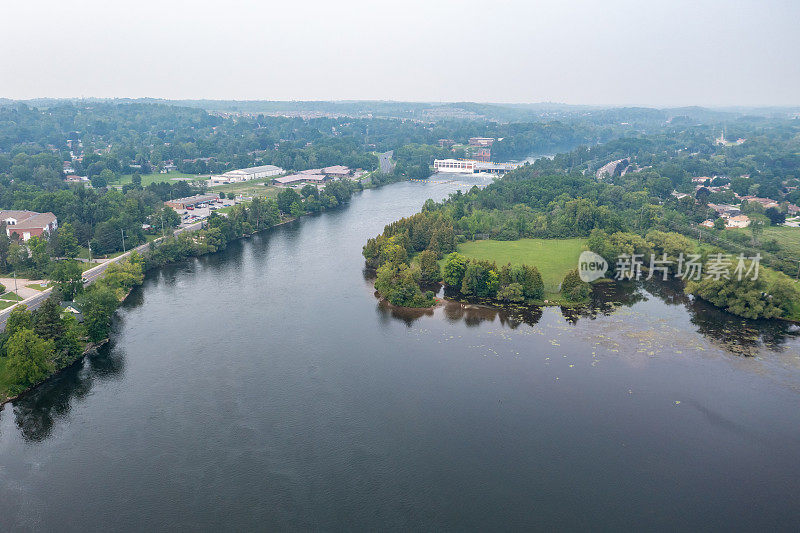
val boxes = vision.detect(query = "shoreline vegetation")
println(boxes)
[362,158,800,321]
[0,176,406,404]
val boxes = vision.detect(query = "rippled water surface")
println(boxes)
[2,175,800,531]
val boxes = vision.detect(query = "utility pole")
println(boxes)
[13,271,17,294]
[121,229,126,253]
[88,240,92,262]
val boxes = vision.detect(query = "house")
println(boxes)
[700,219,715,228]
[0,210,58,241]
[726,215,751,228]
[741,196,780,209]
[707,203,741,218]
[60,301,83,322]
[65,174,90,184]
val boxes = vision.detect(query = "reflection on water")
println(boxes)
[3,176,800,531]
[378,277,800,357]
[10,341,125,442]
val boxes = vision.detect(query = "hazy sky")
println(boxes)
[3,0,799,106]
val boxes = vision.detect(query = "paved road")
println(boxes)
[379,151,394,174]
[0,220,205,332]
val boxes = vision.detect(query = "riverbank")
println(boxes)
[0,179,382,404]
[3,174,800,530]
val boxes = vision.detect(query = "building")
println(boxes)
[0,210,58,241]
[741,196,780,209]
[473,161,521,174]
[322,165,351,178]
[210,165,284,185]
[164,194,220,210]
[433,159,477,173]
[468,137,495,147]
[726,215,751,228]
[700,219,715,228]
[65,174,90,184]
[471,147,492,162]
[707,203,741,218]
[274,172,329,186]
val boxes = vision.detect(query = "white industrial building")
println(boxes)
[210,165,284,185]
[433,159,478,173]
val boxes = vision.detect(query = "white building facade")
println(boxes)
[210,165,284,185]
[433,159,477,174]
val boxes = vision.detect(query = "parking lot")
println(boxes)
[176,199,238,226]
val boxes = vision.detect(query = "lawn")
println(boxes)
[456,238,588,293]
[112,172,206,187]
[0,292,23,301]
[27,283,50,291]
[758,226,800,256]
[76,247,126,261]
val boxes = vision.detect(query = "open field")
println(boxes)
[113,172,206,187]
[456,238,588,293]
[742,226,800,256]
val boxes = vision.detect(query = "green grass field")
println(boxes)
[0,292,23,301]
[721,226,800,255]
[113,172,205,187]
[456,238,588,293]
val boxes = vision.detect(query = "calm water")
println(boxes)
[2,175,800,531]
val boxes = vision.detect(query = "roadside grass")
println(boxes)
[0,300,16,309]
[112,172,204,187]
[27,283,50,291]
[455,238,588,294]
[0,292,24,301]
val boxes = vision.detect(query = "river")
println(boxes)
[1,174,800,531]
